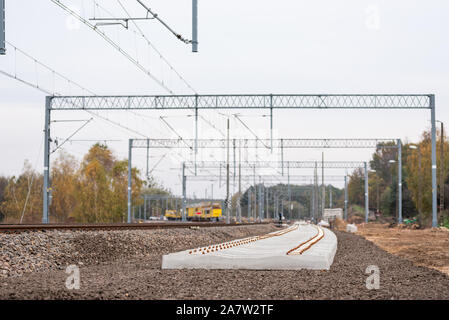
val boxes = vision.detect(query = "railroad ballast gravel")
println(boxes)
[0,224,278,278]
[1,225,449,299]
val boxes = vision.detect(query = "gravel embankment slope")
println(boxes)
[1,225,449,300]
[0,224,278,278]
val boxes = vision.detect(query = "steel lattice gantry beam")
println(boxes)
[185,174,346,182]
[184,160,368,169]
[130,138,398,149]
[49,94,431,110]
[43,94,438,227]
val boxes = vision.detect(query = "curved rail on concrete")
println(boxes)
[286,225,325,255]
[189,223,299,255]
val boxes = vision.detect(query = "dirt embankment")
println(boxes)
[356,223,449,276]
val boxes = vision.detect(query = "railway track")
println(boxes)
[0,221,270,233]
[286,225,325,255]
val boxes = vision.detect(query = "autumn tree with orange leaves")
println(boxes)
[0,144,144,223]
[72,144,143,223]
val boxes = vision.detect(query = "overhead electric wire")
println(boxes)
[50,0,174,94]
[0,69,53,95]
[5,41,96,95]
[199,115,226,137]
[116,0,197,94]
[19,133,45,224]
[135,0,193,45]
[234,114,270,149]
[160,116,193,150]
[51,118,94,154]
[149,153,168,175]
[0,45,195,169]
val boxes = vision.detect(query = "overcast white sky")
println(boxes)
[1,0,448,197]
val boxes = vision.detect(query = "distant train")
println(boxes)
[165,201,222,221]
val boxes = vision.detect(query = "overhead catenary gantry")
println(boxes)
[184,173,352,222]
[130,138,397,148]
[184,160,371,223]
[129,138,401,223]
[185,174,347,182]
[129,136,398,175]
[43,94,438,227]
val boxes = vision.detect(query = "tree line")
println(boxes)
[1,129,448,227]
[0,144,145,223]
[348,129,449,227]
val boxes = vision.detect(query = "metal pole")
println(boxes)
[192,0,198,52]
[418,146,422,222]
[275,195,279,218]
[364,161,369,223]
[329,187,332,208]
[344,175,348,221]
[127,139,133,223]
[226,118,230,224]
[270,94,273,153]
[182,162,187,222]
[233,138,236,190]
[266,187,269,220]
[248,188,251,219]
[431,95,438,227]
[239,140,241,196]
[377,176,380,213]
[239,163,242,202]
[144,196,147,221]
[194,106,198,175]
[165,198,168,219]
[398,139,402,224]
[313,165,316,221]
[281,197,284,220]
[146,138,149,179]
[0,0,5,55]
[258,184,261,221]
[253,165,256,219]
[440,121,444,217]
[309,184,312,219]
[281,139,284,175]
[297,192,300,220]
[260,184,264,221]
[42,97,51,223]
[274,195,277,219]
[237,194,242,223]
[288,162,291,220]
[321,152,325,218]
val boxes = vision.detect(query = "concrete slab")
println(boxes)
[161,223,338,270]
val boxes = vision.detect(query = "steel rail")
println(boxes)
[190,223,298,255]
[286,225,324,255]
[0,221,269,233]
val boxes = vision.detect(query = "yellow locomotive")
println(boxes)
[165,210,181,220]
[165,201,222,221]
